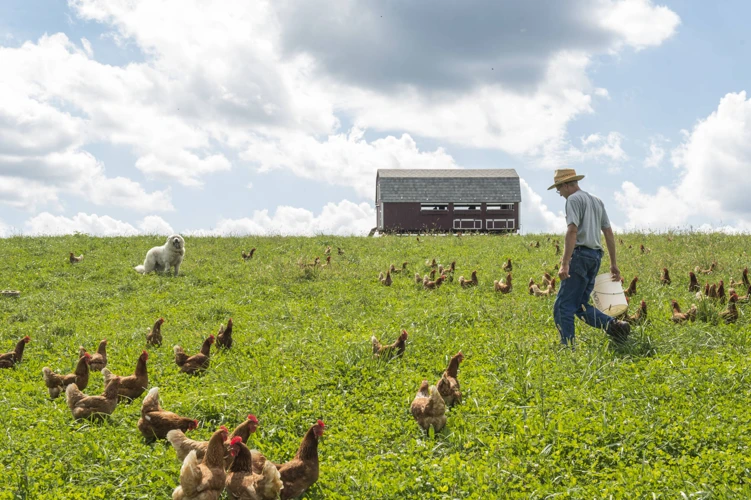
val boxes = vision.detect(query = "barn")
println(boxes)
[375,169,521,233]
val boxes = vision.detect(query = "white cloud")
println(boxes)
[186,200,375,236]
[24,212,140,236]
[616,92,751,231]
[243,127,460,198]
[519,179,567,233]
[643,135,667,168]
[0,177,61,211]
[597,0,681,51]
[138,215,174,235]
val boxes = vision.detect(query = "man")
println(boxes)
[548,169,630,346]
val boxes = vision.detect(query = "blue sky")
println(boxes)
[1,0,750,236]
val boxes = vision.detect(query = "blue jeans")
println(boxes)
[554,247,615,345]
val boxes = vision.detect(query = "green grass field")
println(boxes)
[2,233,751,499]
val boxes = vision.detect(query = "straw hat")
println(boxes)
[547,169,585,190]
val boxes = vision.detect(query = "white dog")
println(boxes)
[135,235,185,276]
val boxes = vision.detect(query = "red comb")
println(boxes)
[23,336,30,342]
[317,420,325,428]
[230,436,242,445]
[247,414,258,423]
[209,334,215,341]
[220,425,229,432]
[141,350,149,359]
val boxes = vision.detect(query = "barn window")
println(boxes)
[487,204,513,211]
[454,204,481,211]
[487,219,515,230]
[453,219,482,230]
[421,203,448,212]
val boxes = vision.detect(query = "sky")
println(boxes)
[1,0,750,237]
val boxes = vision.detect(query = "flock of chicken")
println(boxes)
[377,257,558,298]
[3,301,322,499]
[369,329,463,433]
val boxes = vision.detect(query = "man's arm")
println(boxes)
[558,223,578,280]
[602,226,621,281]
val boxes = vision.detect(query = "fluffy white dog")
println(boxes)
[135,235,186,276]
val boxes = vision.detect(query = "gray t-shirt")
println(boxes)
[565,190,610,250]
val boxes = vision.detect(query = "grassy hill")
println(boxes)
[1,232,751,499]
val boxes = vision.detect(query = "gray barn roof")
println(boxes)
[376,169,521,203]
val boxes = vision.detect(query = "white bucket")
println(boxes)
[591,273,628,317]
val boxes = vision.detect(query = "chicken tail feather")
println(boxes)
[177,450,202,495]
[65,383,85,410]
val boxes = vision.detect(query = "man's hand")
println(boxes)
[610,264,621,282]
[558,262,570,281]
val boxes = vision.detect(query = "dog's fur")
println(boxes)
[135,235,185,276]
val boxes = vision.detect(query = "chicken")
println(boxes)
[425,258,437,268]
[174,335,214,375]
[423,274,446,290]
[147,317,165,347]
[743,267,750,288]
[495,273,512,294]
[217,319,233,349]
[321,256,332,268]
[371,329,408,358]
[102,350,149,401]
[410,380,446,433]
[459,270,478,288]
[640,244,651,254]
[414,272,422,284]
[277,420,325,500]
[43,352,91,399]
[717,280,726,303]
[737,285,751,303]
[337,247,344,255]
[242,248,256,260]
[541,272,553,288]
[300,257,320,269]
[436,352,463,407]
[389,262,408,274]
[625,300,648,326]
[530,283,554,297]
[168,415,261,470]
[172,426,229,500]
[688,272,700,293]
[69,252,84,264]
[88,339,108,372]
[429,268,436,280]
[554,242,560,255]
[0,335,30,369]
[624,276,638,297]
[324,246,331,255]
[446,261,456,274]
[65,376,121,420]
[696,261,717,275]
[502,258,512,272]
[138,387,199,441]
[671,300,697,324]
[378,270,392,286]
[708,283,718,299]
[660,268,671,286]
[226,436,283,500]
[719,293,740,324]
